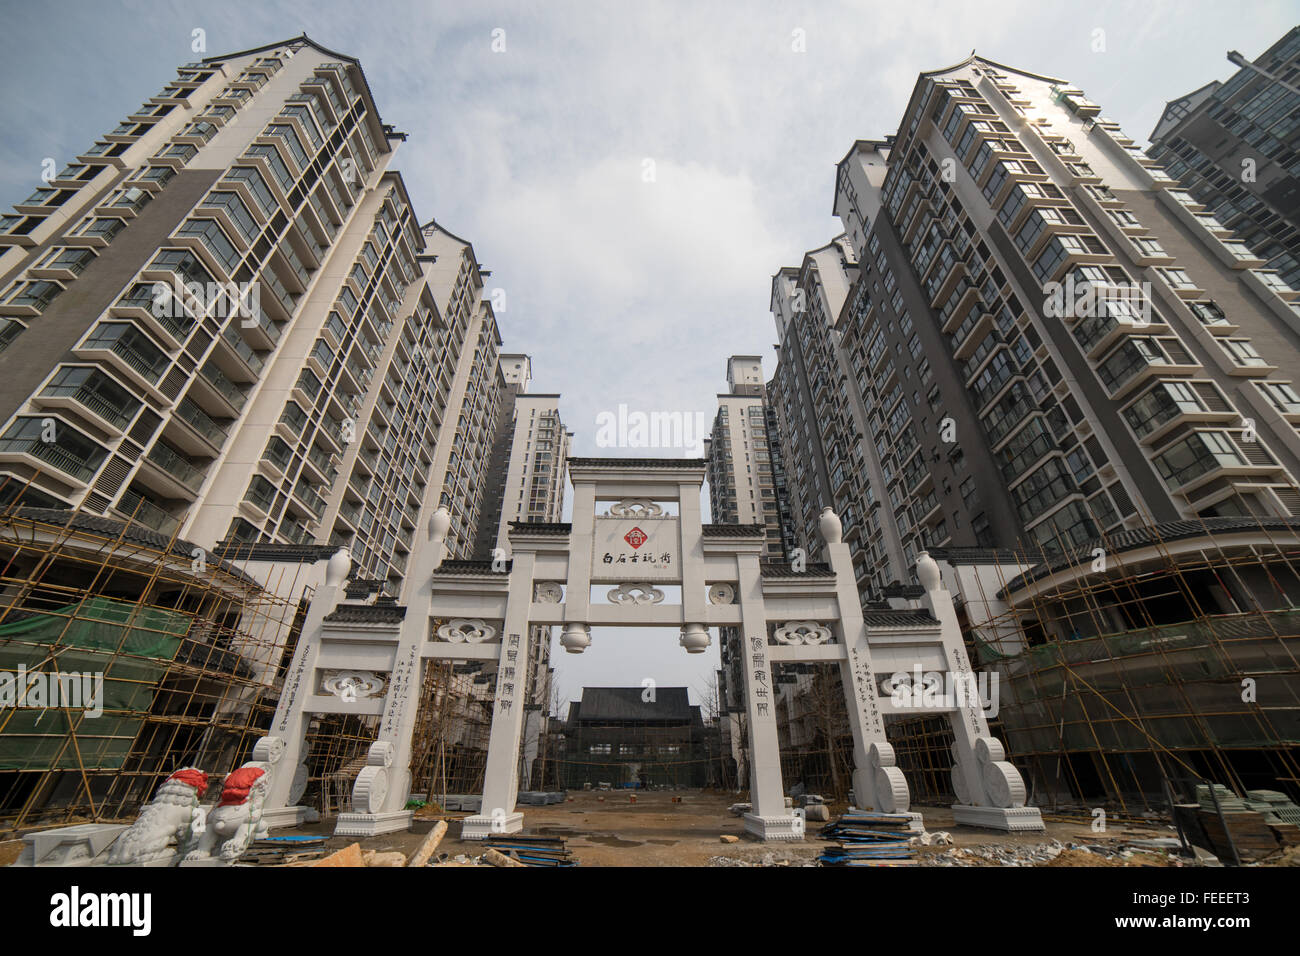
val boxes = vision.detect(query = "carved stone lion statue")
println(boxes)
[108,768,210,865]
[183,762,272,862]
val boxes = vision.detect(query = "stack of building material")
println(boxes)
[817,811,916,866]
[1196,784,1248,813]
[242,835,328,865]
[1198,810,1283,862]
[481,834,577,867]
[1244,790,1300,825]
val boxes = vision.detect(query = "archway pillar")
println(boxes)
[918,554,1044,832]
[736,553,799,841]
[819,510,910,818]
[462,549,538,839]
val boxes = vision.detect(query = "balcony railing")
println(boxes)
[42,382,136,430]
[175,398,229,447]
[4,439,100,483]
[117,489,180,536]
[200,363,247,411]
[147,442,205,490]
[221,325,264,374]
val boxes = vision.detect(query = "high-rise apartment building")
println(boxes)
[705,355,790,558]
[830,55,1300,562]
[476,352,572,557]
[766,52,1300,806]
[0,37,553,827]
[0,37,505,591]
[1149,26,1300,289]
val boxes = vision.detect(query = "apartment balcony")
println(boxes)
[291,369,323,409]
[109,284,196,348]
[194,363,248,416]
[142,441,208,497]
[940,285,981,333]
[280,518,313,545]
[76,142,129,169]
[301,442,337,484]
[216,324,266,379]
[34,380,138,435]
[317,416,348,454]
[293,480,326,518]
[952,312,996,362]
[260,441,293,482]
[167,397,230,455]
[0,433,100,485]
[75,335,169,399]
[337,500,362,528]
[113,489,182,538]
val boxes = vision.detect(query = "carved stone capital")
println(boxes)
[607,582,665,605]
[607,498,664,518]
[773,621,832,645]
[436,618,497,643]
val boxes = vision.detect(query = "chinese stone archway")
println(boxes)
[262,457,1043,840]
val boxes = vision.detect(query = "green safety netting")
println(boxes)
[0,597,192,771]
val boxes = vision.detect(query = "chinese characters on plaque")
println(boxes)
[592,517,679,579]
[496,633,523,715]
[848,645,884,737]
[382,644,418,735]
[748,634,772,719]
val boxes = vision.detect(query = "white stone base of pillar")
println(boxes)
[333,810,413,836]
[262,805,320,829]
[951,804,1045,832]
[742,813,805,842]
[460,811,525,840]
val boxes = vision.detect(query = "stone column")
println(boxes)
[263,548,351,823]
[821,508,910,817]
[736,552,798,840]
[918,552,1044,832]
[335,509,451,836]
[462,549,537,839]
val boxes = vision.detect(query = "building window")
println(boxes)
[1153,431,1245,490]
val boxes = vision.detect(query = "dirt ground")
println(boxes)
[277,789,1177,867]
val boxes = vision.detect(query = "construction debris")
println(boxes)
[484,848,527,867]
[407,821,449,867]
[362,850,407,867]
[310,843,366,868]
[720,835,739,844]
[818,811,917,866]
[481,834,577,867]
[241,836,327,866]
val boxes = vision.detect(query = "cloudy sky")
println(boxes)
[1,1,1294,711]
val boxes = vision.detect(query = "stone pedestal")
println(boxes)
[460,811,524,840]
[742,812,805,842]
[952,804,1045,832]
[334,810,413,837]
[262,805,320,829]
[12,824,127,867]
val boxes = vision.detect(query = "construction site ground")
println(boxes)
[273,788,1187,867]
